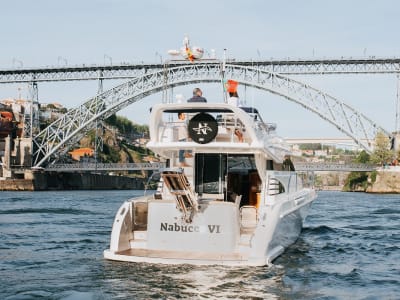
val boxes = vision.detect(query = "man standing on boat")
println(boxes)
[177,112,191,167]
[187,88,207,102]
[282,155,295,171]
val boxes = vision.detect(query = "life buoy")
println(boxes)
[188,113,218,144]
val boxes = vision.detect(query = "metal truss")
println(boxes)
[0,65,150,83]
[32,63,391,167]
[1,57,400,84]
[253,58,400,75]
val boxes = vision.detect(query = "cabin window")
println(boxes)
[195,154,261,206]
[195,154,226,194]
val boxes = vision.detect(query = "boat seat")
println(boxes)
[240,205,257,228]
[132,202,148,230]
[161,168,198,222]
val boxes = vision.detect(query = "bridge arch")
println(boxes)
[32,63,390,167]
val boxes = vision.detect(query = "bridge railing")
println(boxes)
[2,57,400,84]
[44,162,166,172]
[294,162,376,172]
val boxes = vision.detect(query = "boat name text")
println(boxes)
[160,222,221,233]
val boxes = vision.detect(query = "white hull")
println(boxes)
[104,183,315,266]
[104,103,317,266]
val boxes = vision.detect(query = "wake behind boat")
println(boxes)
[104,96,317,266]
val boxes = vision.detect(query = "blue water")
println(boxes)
[1,190,399,299]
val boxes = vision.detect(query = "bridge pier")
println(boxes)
[393,132,400,155]
[0,136,32,179]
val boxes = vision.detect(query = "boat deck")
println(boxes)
[113,248,249,264]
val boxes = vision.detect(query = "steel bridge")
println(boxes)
[294,162,375,172]
[43,162,375,173]
[1,57,400,83]
[1,58,399,168]
[43,162,165,172]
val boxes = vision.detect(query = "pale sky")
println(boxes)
[1,0,400,138]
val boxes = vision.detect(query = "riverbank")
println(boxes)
[342,166,400,193]
[366,167,400,193]
[0,172,146,191]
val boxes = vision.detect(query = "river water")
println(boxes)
[0,190,399,299]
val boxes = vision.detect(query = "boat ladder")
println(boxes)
[161,169,198,223]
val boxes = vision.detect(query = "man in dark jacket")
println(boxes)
[187,88,207,102]
[282,155,295,171]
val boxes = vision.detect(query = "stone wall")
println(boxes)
[0,172,146,191]
[0,179,35,191]
[366,170,400,193]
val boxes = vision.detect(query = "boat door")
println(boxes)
[194,154,261,206]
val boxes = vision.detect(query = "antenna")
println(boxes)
[396,74,400,133]
[222,49,227,103]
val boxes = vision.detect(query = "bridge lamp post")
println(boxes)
[396,74,400,133]
[12,58,23,68]
[104,54,112,66]
[57,56,68,66]
[155,52,163,64]
[393,74,400,156]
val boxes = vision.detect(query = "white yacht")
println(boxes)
[104,101,317,266]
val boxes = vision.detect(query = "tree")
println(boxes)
[105,114,149,136]
[354,150,370,164]
[370,131,393,165]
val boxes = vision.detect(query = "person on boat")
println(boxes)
[187,88,207,102]
[177,112,191,167]
[228,91,240,106]
[282,155,295,171]
[226,79,240,106]
[234,128,244,142]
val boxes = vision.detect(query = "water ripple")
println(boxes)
[0,207,94,215]
[0,190,399,299]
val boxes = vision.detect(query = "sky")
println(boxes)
[1,0,400,139]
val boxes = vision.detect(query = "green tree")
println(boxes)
[105,114,149,136]
[355,150,370,164]
[370,131,393,165]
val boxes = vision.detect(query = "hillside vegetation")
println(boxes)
[77,114,155,177]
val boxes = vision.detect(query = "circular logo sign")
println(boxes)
[188,113,218,144]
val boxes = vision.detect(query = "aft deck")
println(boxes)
[105,248,251,265]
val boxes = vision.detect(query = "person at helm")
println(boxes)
[187,88,207,102]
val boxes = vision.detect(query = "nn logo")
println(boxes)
[192,122,213,135]
[188,113,218,144]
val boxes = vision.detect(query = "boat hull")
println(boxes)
[103,102,318,266]
[104,189,316,266]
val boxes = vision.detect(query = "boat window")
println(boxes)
[195,154,226,195]
[195,154,260,206]
[227,155,256,171]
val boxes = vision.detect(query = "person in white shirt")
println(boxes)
[177,112,191,167]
